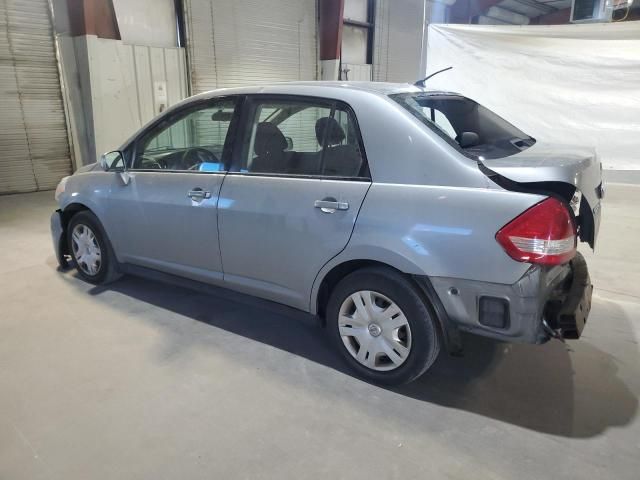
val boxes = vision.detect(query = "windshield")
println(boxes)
[390,93,535,160]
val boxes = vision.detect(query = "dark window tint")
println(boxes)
[390,93,535,160]
[240,99,367,178]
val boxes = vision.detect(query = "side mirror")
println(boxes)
[100,151,124,171]
[457,131,480,148]
[284,136,293,150]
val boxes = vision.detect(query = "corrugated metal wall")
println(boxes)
[0,0,72,194]
[183,0,317,94]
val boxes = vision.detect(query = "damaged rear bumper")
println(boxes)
[543,252,592,339]
[428,252,593,344]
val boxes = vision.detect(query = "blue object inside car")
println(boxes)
[198,162,223,172]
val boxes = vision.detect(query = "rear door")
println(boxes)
[107,97,240,284]
[218,95,371,310]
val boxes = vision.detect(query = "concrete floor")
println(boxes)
[1,184,639,480]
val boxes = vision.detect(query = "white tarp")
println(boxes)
[426,23,640,170]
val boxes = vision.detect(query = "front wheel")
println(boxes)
[67,211,120,285]
[327,267,440,385]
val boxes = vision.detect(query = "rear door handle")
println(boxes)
[314,199,349,213]
[188,188,211,200]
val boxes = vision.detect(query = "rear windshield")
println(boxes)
[389,93,535,160]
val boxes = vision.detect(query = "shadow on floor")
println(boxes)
[80,270,637,439]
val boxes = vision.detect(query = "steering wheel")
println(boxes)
[141,155,164,169]
[180,147,218,171]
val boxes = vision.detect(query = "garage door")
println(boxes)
[183,0,317,94]
[0,0,72,194]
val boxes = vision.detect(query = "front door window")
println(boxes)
[133,98,238,172]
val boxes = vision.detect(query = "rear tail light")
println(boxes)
[496,197,577,266]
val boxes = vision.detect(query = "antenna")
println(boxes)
[414,66,453,88]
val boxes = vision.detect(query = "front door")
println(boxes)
[218,96,371,310]
[108,97,240,284]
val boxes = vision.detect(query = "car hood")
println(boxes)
[74,162,99,174]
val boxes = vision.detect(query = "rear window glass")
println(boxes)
[390,93,535,160]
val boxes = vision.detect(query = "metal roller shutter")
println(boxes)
[0,0,72,194]
[183,0,317,94]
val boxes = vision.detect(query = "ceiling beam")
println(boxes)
[449,0,506,23]
[531,7,570,24]
[510,0,556,15]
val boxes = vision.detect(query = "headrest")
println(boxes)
[254,122,287,156]
[315,117,346,146]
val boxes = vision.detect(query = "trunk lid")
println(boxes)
[479,142,603,248]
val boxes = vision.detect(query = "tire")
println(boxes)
[326,267,440,385]
[67,211,121,285]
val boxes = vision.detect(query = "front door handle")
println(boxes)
[188,188,211,201]
[314,199,349,213]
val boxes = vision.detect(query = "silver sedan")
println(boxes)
[51,82,603,384]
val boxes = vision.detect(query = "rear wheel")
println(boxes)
[67,211,120,285]
[327,267,440,385]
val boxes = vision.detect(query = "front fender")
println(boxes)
[57,171,120,258]
[59,196,107,222]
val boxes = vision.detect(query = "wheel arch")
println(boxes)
[56,203,92,260]
[60,202,92,230]
[312,252,462,355]
[311,247,422,315]
[59,202,118,264]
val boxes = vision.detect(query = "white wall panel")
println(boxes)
[0,0,72,194]
[342,63,372,81]
[111,0,177,48]
[85,37,188,158]
[344,0,368,22]
[184,0,317,94]
[373,0,428,83]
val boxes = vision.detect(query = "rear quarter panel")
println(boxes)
[311,183,546,312]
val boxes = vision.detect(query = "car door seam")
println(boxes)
[308,180,373,311]
[217,171,230,278]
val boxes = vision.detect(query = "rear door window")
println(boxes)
[237,97,369,179]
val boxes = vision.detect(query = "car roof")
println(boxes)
[185,81,460,103]
[266,81,422,94]
[120,81,464,151]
